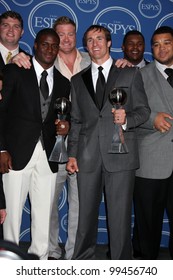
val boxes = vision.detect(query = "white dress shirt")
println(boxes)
[33,57,54,96]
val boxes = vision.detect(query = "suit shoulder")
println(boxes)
[140,61,155,74]
[54,67,70,84]
[2,63,21,74]
[71,65,91,82]
[79,51,90,61]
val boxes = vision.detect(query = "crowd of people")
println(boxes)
[0,10,173,260]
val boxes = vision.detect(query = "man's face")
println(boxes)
[55,23,76,54]
[152,33,173,66]
[122,34,145,65]
[34,34,59,69]
[86,29,111,64]
[0,17,23,49]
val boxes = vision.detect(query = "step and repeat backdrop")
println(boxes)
[1,0,173,246]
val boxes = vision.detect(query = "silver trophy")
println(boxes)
[108,87,128,154]
[49,97,71,163]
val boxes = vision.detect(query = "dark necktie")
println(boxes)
[165,68,173,88]
[96,66,105,109]
[40,70,49,99]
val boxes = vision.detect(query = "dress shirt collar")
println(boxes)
[0,42,19,64]
[91,56,113,81]
[32,56,54,78]
[155,59,173,79]
[57,49,82,80]
[33,57,54,95]
[135,59,147,69]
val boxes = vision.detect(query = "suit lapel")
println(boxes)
[102,63,121,109]
[82,67,99,109]
[81,62,121,110]
[0,53,5,72]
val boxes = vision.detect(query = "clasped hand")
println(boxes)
[112,108,126,125]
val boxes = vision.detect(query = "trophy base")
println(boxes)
[108,142,128,154]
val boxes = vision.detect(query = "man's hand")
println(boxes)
[12,52,31,69]
[115,58,132,68]
[112,108,126,125]
[55,119,70,136]
[66,157,79,174]
[0,151,12,173]
[154,112,173,133]
[0,209,7,224]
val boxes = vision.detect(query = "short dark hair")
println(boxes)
[53,16,76,31]
[0,11,23,29]
[122,30,145,45]
[151,26,173,45]
[83,25,111,47]
[35,28,60,45]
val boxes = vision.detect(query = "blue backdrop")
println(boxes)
[1,0,172,247]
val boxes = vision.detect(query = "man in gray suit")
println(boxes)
[66,25,150,260]
[132,26,173,259]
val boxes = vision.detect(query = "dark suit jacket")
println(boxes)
[68,61,150,173]
[0,47,26,73]
[0,175,5,238]
[0,62,70,173]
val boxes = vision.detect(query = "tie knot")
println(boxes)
[41,70,48,78]
[165,68,173,77]
[98,66,103,72]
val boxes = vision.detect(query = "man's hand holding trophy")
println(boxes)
[49,97,71,163]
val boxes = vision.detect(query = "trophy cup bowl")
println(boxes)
[108,87,128,154]
[49,97,71,163]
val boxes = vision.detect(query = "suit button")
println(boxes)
[99,114,102,118]
[171,139,173,142]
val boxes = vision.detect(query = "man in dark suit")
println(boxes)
[0,28,70,259]
[66,25,150,260]
[122,30,150,68]
[0,73,6,237]
[0,10,25,239]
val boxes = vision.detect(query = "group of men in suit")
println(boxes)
[1,10,173,260]
[0,11,71,259]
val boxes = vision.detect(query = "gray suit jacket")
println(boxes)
[68,61,150,173]
[136,61,173,179]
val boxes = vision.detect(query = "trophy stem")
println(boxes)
[49,135,68,163]
[108,124,128,154]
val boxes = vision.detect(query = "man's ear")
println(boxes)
[21,29,24,37]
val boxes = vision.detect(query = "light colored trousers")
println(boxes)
[3,141,57,260]
[49,163,79,259]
